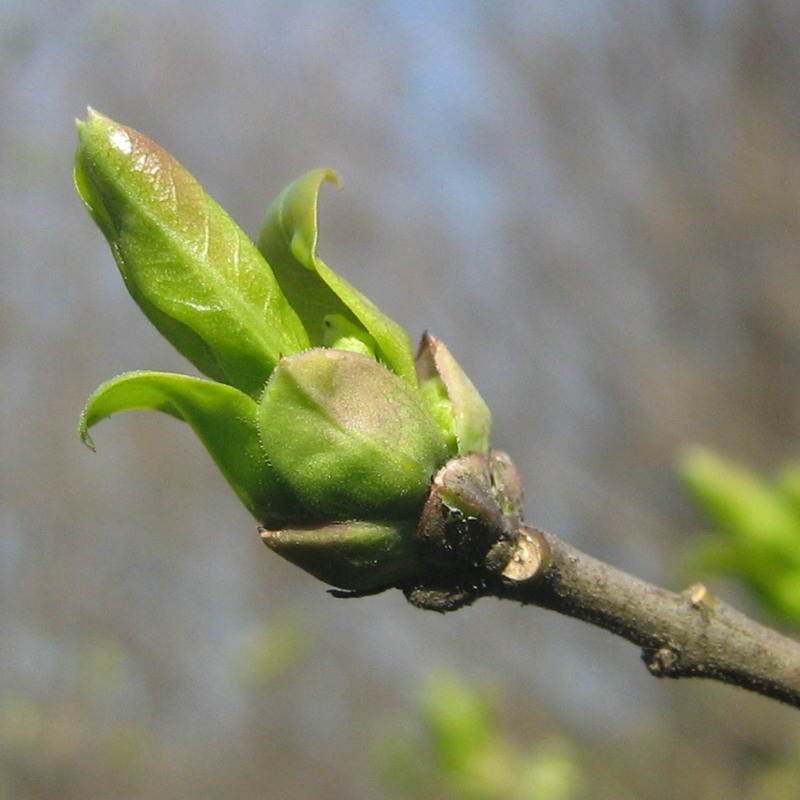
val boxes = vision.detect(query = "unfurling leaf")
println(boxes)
[257,169,417,383]
[75,109,308,397]
[79,370,302,524]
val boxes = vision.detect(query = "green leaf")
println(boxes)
[421,672,493,773]
[680,447,800,623]
[75,110,309,397]
[258,349,448,520]
[680,447,800,551]
[417,372,458,455]
[256,169,417,383]
[79,370,303,525]
[322,313,377,358]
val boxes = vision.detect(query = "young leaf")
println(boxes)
[256,169,417,384]
[322,313,377,358]
[680,447,800,551]
[79,370,303,525]
[680,447,800,623]
[75,110,309,397]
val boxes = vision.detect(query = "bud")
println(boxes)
[76,112,536,599]
[259,349,449,521]
[406,450,533,611]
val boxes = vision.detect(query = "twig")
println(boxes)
[497,526,800,708]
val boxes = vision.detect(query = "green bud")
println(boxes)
[259,348,449,521]
[75,112,526,601]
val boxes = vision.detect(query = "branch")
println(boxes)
[496,526,800,708]
[332,452,800,709]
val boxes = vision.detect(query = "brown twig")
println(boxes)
[496,526,800,708]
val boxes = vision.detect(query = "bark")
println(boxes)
[495,526,800,708]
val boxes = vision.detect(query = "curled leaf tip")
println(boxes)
[79,426,97,452]
[321,167,341,189]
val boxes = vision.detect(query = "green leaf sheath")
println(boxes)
[262,521,419,591]
[75,110,309,397]
[259,349,449,520]
[256,169,417,384]
[79,371,303,525]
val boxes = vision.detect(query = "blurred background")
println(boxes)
[3,0,800,797]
